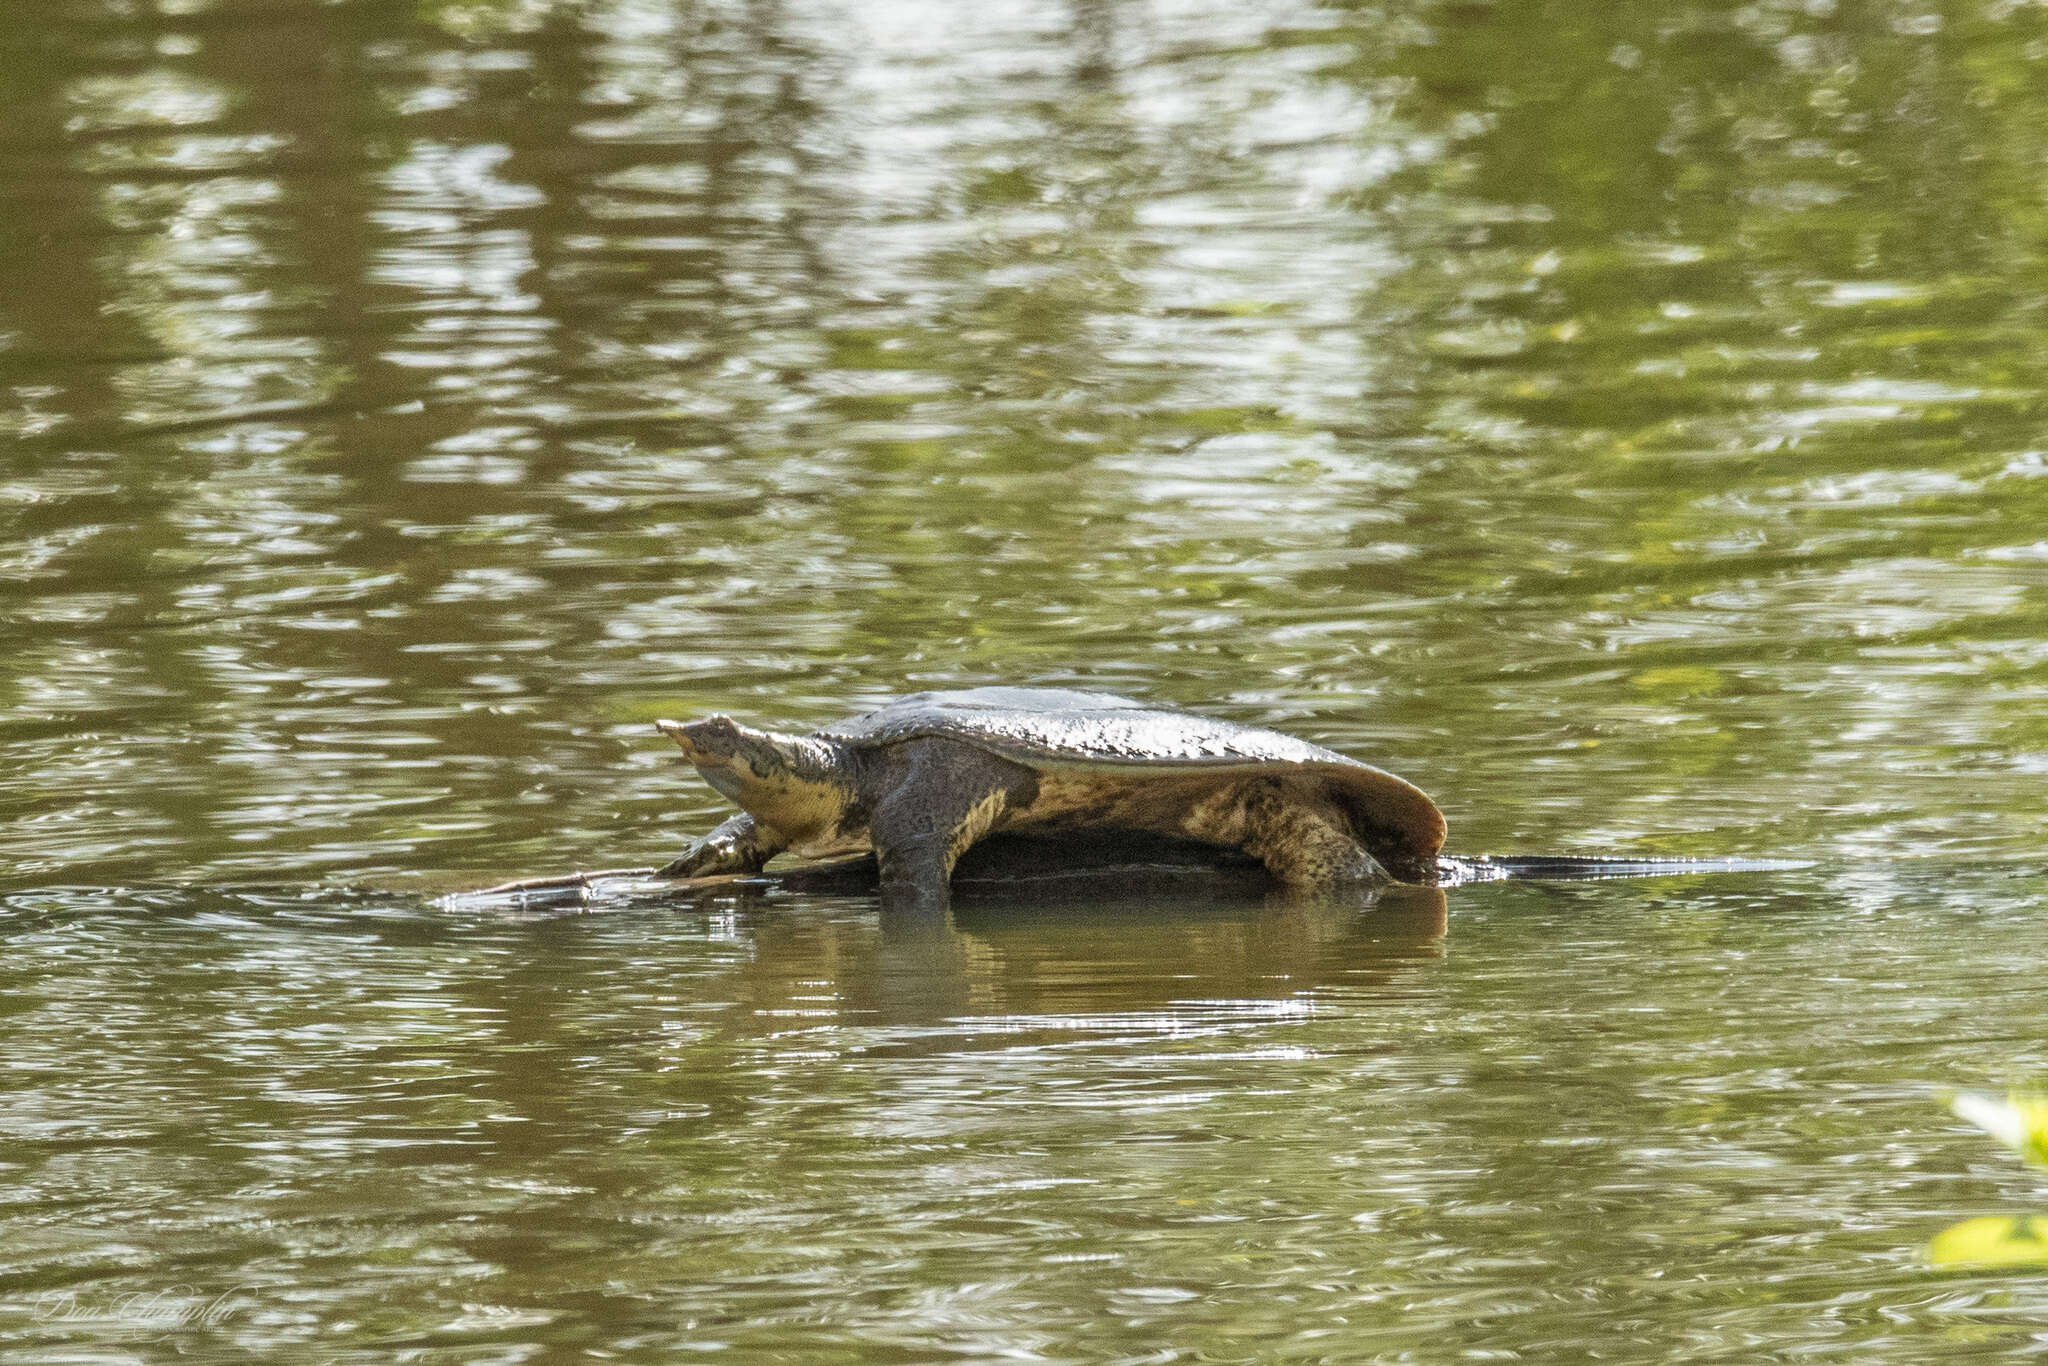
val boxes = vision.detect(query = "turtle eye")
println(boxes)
[680,716,745,754]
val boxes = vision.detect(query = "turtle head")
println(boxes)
[655,715,849,838]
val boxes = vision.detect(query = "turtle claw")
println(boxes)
[655,845,725,878]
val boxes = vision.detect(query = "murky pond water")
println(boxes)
[5,0,2048,1359]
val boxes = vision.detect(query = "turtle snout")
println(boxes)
[656,715,745,763]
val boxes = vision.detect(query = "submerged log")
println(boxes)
[448,829,1278,913]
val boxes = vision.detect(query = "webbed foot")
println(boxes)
[656,813,781,879]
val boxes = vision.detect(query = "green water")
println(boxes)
[4,0,2048,1359]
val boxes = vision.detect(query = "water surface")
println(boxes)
[4,0,2048,1359]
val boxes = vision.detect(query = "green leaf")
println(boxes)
[1950,1091,2048,1168]
[1928,1216,2048,1267]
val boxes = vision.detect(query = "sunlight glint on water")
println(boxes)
[4,0,2048,1359]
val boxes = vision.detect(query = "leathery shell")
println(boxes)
[818,687,1446,882]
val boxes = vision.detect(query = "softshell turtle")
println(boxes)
[654,687,1446,911]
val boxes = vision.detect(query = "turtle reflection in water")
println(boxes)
[645,687,1793,914]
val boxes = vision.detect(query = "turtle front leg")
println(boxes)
[657,812,785,879]
[869,740,1034,915]
[873,837,956,916]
